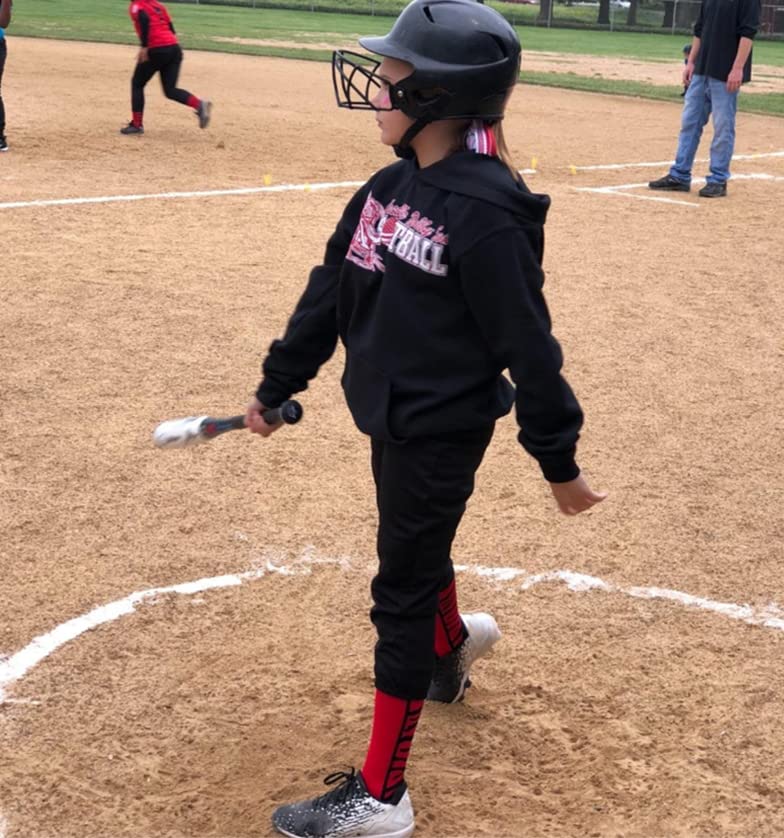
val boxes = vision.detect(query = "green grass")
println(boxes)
[164,0,670,30]
[522,71,784,115]
[10,0,784,114]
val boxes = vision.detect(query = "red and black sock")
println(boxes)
[434,577,467,657]
[186,94,201,111]
[132,111,143,128]
[361,690,423,802]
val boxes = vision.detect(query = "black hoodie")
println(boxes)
[257,152,583,483]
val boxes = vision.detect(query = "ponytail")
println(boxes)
[492,122,522,182]
[463,120,522,182]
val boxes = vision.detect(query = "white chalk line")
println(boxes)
[575,187,701,207]
[575,171,784,206]
[1,150,780,211]
[0,168,535,212]
[1,544,782,705]
[0,180,367,211]
[572,150,784,172]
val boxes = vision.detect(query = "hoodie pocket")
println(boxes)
[341,352,400,442]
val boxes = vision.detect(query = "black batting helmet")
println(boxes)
[332,0,521,153]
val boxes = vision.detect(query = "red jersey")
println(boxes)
[129,0,178,49]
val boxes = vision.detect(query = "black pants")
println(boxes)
[370,425,494,700]
[0,38,7,136]
[131,44,193,113]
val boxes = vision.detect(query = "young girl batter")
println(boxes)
[247,2,606,835]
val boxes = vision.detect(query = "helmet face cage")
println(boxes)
[333,49,459,122]
[332,50,401,112]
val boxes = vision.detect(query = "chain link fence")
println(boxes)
[170,0,784,37]
[507,0,783,35]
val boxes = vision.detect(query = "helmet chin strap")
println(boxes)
[392,117,431,160]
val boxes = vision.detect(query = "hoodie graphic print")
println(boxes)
[346,193,449,278]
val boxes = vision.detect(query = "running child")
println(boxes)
[246,2,606,835]
[121,0,211,135]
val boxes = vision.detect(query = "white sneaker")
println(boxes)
[272,768,415,838]
[427,612,501,703]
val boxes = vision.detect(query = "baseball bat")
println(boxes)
[153,400,303,449]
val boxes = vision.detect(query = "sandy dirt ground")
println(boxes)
[1,37,784,838]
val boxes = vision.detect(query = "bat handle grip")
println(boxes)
[262,399,303,426]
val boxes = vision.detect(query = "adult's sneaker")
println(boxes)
[120,122,144,135]
[648,174,690,192]
[427,612,501,704]
[698,181,727,198]
[197,100,212,129]
[0,135,9,151]
[272,768,415,838]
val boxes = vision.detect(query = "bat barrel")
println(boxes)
[152,415,210,448]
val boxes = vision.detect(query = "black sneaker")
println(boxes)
[648,174,690,192]
[120,122,144,135]
[272,768,415,838]
[197,100,212,129]
[0,135,8,152]
[427,612,501,704]
[698,182,727,198]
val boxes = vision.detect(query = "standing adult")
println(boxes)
[649,0,760,198]
[0,0,11,152]
[121,0,211,136]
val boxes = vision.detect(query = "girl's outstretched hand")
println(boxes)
[245,397,282,438]
[549,475,607,516]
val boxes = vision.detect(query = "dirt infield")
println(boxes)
[1,37,783,838]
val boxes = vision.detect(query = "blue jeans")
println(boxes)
[669,74,738,186]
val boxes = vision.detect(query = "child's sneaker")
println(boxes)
[272,768,415,838]
[0,135,8,151]
[120,122,144,135]
[427,612,501,703]
[197,100,212,129]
